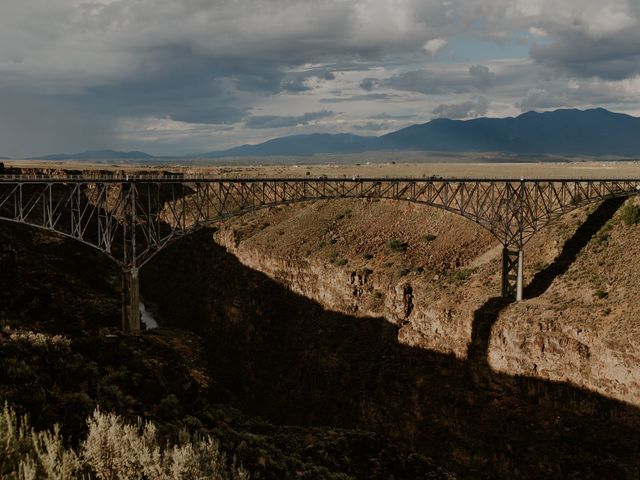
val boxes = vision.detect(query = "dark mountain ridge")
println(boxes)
[378,108,640,155]
[203,108,640,157]
[28,109,640,160]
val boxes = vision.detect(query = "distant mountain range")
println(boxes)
[27,109,640,160]
[203,133,372,157]
[32,150,154,161]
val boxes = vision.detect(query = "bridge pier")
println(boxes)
[501,248,523,301]
[121,268,140,334]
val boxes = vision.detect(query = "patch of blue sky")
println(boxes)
[443,33,532,63]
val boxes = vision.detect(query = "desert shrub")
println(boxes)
[449,269,472,283]
[620,202,640,226]
[0,403,81,480]
[0,404,247,480]
[422,234,437,242]
[570,193,583,206]
[531,261,548,273]
[334,257,348,266]
[593,289,608,299]
[363,253,374,260]
[6,330,71,352]
[386,238,409,252]
[593,232,609,245]
[369,291,385,310]
[398,267,411,277]
[83,409,247,480]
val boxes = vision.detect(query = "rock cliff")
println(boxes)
[142,197,640,478]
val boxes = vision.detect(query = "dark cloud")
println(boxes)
[0,89,114,158]
[530,29,640,80]
[313,69,336,81]
[386,64,497,95]
[369,113,418,119]
[432,96,490,119]
[319,93,398,103]
[245,110,334,129]
[281,77,312,93]
[468,65,497,89]
[360,78,379,91]
[1,0,639,155]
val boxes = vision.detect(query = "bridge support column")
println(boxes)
[121,268,140,334]
[501,247,524,301]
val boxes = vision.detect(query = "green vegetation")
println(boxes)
[369,291,385,310]
[398,267,411,278]
[594,289,608,299]
[0,404,246,480]
[335,210,352,221]
[570,193,583,206]
[620,202,640,226]
[328,252,347,266]
[447,268,473,284]
[531,261,548,273]
[0,322,446,480]
[386,238,409,252]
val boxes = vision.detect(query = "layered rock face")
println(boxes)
[212,199,497,358]
[142,197,640,479]
[211,198,640,407]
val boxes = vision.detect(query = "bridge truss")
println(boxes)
[1,174,639,332]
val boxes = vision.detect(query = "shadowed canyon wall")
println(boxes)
[142,199,640,479]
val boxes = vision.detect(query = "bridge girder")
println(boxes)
[1,175,638,332]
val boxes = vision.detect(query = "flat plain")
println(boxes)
[5,158,640,179]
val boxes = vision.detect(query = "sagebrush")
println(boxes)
[0,403,248,480]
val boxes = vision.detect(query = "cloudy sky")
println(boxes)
[1,0,640,157]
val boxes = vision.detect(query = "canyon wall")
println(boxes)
[211,198,640,407]
[142,198,640,479]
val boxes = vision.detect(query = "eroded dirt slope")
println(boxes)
[141,198,640,479]
[208,197,640,407]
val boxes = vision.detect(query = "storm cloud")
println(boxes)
[0,0,639,156]
[386,65,497,96]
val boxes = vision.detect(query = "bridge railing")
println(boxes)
[3,174,640,183]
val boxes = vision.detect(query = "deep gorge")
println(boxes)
[141,199,640,479]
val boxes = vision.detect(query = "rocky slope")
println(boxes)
[141,198,640,479]
[0,221,454,480]
[3,165,640,478]
[208,197,640,408]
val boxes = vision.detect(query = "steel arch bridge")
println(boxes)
[1,173,639,332]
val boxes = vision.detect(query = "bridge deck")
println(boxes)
[2,174,640,183]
